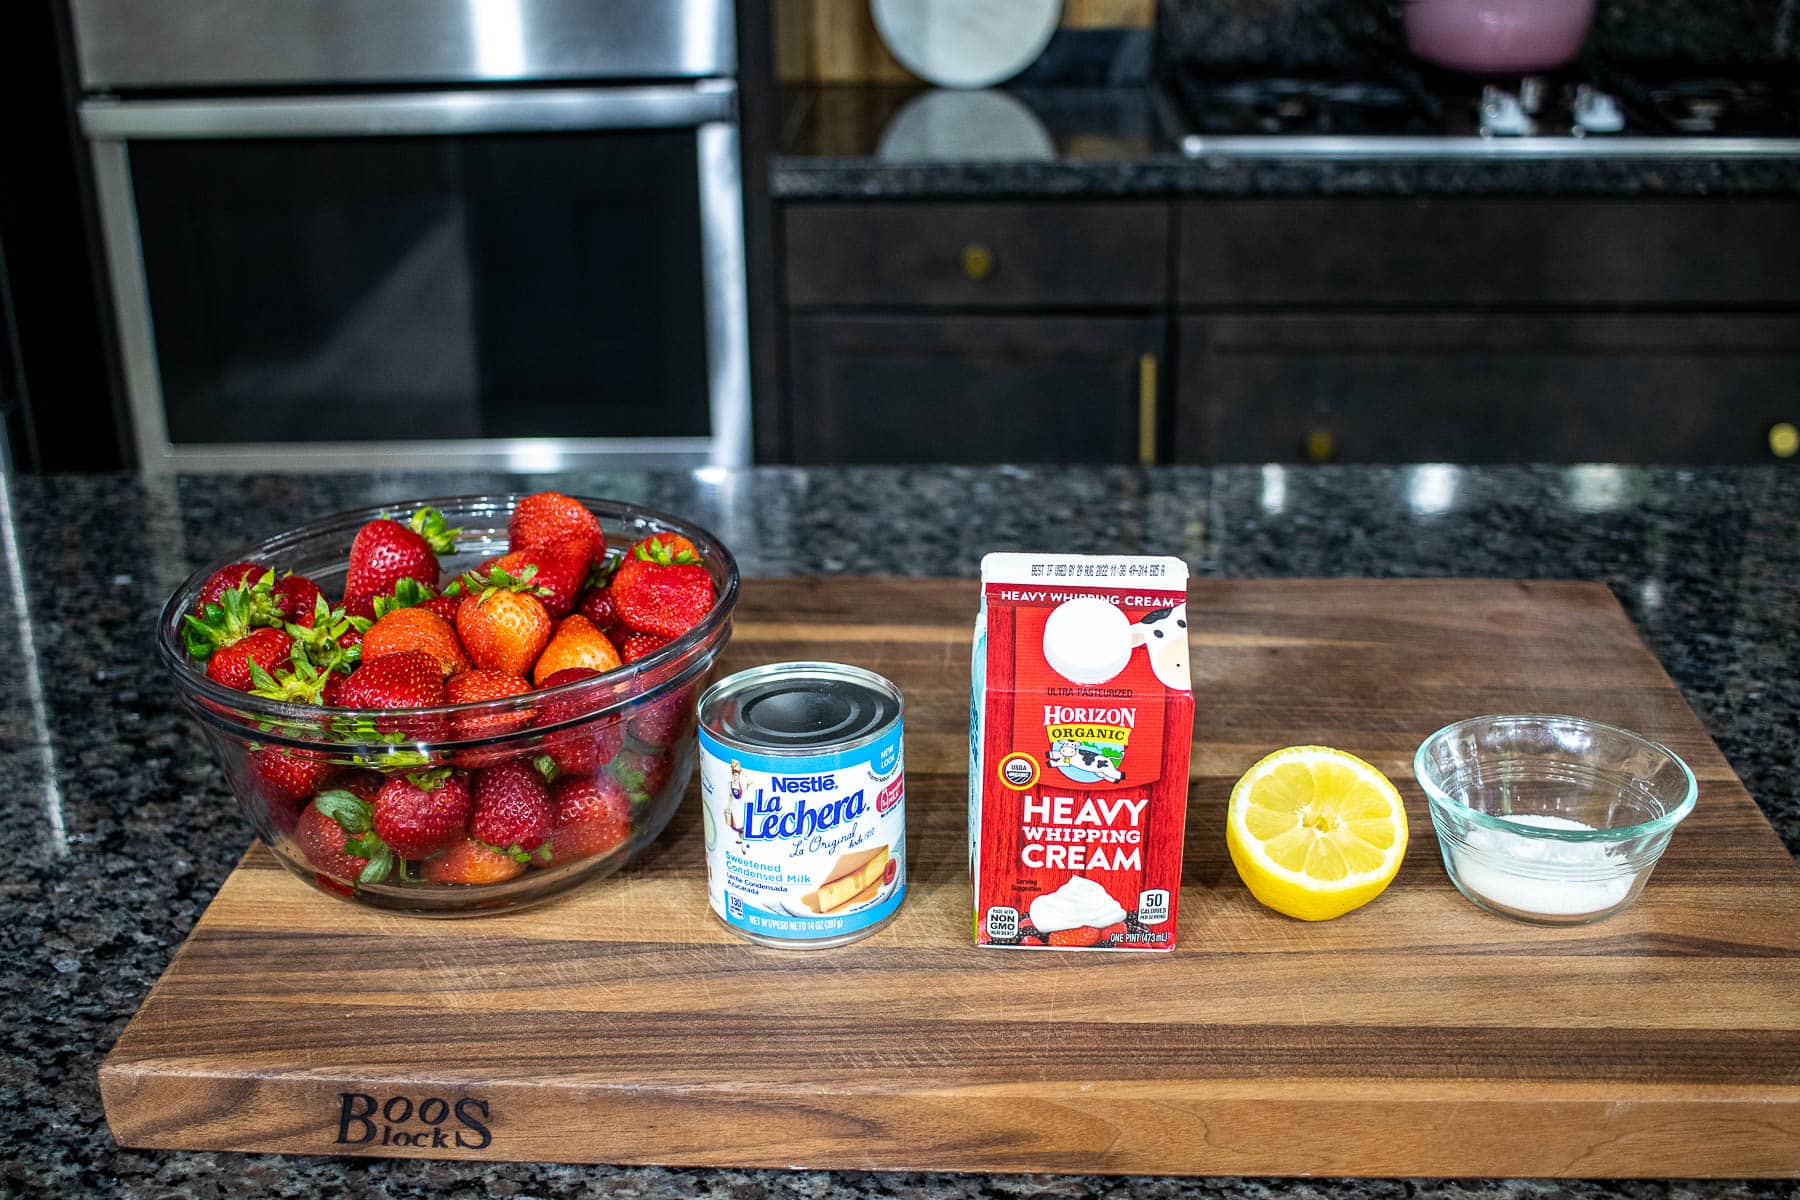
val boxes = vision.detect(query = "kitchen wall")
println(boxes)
[1157,0,1800,68]
[776,0,1156,82]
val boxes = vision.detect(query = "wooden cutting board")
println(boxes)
[102,579,1800,1177]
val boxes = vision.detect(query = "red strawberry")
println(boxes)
[335,650,449,740]
[483,545,588,619]
[273,573,325,627]
[532,614,621,685]
[250,746,336,802]
[608,534,695,603]
[471,759,554,855]
[550,774,632,862]
[206,626,293,692]
[194,562,266,612]
[576,582,618,631]
[1047,925,1106,948]
[420,838,526,884]
[366,576,459,624]
[339,769,384,802]
[445,669,534,745]
[183,573,286,661]
[612,743,673,805]
[361,607,469,679]
[535,667,626,775]
[508,491,604,567]
[455,566,553,676]
[612,543,714,639]
[306,791,394,888]
[344,506,458,610]
[619,632,669,664]
[626,685,693,747]
[1099,921,1128,945]
[293,798,384,884]
[372,769,473,860]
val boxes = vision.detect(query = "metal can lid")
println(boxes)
[698,661,902,755]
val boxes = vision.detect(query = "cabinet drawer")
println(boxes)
[787,314,1164,464]
[1178,200,1800,307]
[785,202,1169,308]
[1176,314,1800,464]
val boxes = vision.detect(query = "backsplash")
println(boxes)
[1156,0,1800,68]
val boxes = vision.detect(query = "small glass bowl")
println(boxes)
[1413,714,1696,926]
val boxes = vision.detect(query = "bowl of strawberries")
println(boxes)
[158,491,737,915]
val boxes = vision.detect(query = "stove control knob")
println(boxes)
[1480,87,1535,137]
[1573,87,1626,135]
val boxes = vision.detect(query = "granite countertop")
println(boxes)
[5,464,1797,1198]
[773,84,1800,200]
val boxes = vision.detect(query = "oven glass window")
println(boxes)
[131,130,710,443]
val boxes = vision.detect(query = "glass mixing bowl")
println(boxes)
[1414,714,1695,926]
[158,494,738,916]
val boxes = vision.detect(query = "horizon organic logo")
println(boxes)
[335,1091,493,1150]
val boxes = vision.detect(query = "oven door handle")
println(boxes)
[81,81,736,139]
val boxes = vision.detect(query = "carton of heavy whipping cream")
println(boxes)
[970,553,1193,950]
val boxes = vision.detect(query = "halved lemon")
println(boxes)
[1226,745,1408,921]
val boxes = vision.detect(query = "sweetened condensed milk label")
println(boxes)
[970,554,1193,950]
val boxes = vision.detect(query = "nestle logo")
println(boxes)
[772,774,835,793]
[334,1092,492,1150]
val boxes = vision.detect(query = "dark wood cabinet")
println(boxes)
[1178,200,1800,307]
[1176,314,1800,464]
[770,193,1800,465]
[787,314,1163,464]
[786,202,1169,308]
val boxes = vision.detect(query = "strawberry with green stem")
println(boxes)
[371,577,460,625]
[471,759,554,861]
[343,506,459,615]
[455,565,553,677]
[295,795,390,887]
[370,768,474,861]
[612,536,714,640]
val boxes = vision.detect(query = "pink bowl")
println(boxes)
[1404,0,1596,73]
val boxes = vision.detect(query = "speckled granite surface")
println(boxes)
[773,85,1800,200]
[4,465,1797,1198]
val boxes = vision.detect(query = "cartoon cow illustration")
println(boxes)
[1131,603,1191,691]
[1048,739,1124,784]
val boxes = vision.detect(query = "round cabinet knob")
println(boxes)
[959,243,995,282]
[1769,422,1799,460]
[1305,428,1336,464]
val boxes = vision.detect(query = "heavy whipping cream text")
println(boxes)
[970,553,1194,951]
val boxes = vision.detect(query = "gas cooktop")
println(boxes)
[1168,64,1800,157]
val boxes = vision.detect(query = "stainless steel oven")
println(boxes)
[72,0,748,472]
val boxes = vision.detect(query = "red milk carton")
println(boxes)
[970,553,1193,950]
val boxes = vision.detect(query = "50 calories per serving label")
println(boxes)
[698,725,905,942]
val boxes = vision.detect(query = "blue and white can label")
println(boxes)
[697,663,906,947]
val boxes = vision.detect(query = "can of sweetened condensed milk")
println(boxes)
[697,662,906,949]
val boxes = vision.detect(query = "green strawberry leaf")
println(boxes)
[372,577,441,620]
[358,844,394,887]
[406,506,461,555]
[585,555,621,589]
[481,840,534,864]
[403,767,454,791]
[314,789,372,835]
[531,754,560,784]
[345,831,385,858]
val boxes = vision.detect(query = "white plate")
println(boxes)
[870,0,1063,89]
[877,89,1056,161]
